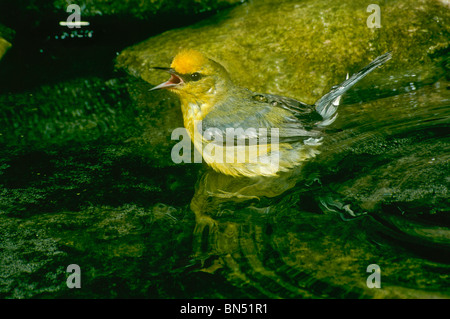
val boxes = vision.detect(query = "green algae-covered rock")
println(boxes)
[117,0,449,103]
[0,75,182,168]
[0,203,194,298]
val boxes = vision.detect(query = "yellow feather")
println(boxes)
[171,49,207,74]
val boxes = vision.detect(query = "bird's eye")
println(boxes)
[190,72,202,81]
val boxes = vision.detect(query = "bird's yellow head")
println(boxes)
[150,49,232,102]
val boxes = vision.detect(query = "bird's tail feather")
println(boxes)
[315,52,392,127]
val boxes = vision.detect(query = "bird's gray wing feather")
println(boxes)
[201,94,321,146]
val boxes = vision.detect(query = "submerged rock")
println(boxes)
[0,75,184,168]
[0,203,195,298]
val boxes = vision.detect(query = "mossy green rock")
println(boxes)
[117,0,449,102]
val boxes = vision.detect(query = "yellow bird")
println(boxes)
[151,49,391,177]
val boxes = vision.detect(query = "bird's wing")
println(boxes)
[200,92,323,146]
[257,93,324,129]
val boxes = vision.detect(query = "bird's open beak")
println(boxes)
[149,67,184,91]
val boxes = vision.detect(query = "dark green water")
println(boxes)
[0,1,449,299]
